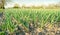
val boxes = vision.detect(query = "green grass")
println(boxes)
[0,9,3,12]
[0,9,60,34]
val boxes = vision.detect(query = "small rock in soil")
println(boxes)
[16,32,25,35]
[38,32,45,35]
[0,12,3,16]
[55,31,60,35]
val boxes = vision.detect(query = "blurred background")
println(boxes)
[0,0,60,9]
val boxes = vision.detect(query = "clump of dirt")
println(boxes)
[29,23,60,35]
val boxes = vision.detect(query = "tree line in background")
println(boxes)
[13,3,60,9]
[0,0,60,9]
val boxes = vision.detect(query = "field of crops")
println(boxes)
[0,9,60,35]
